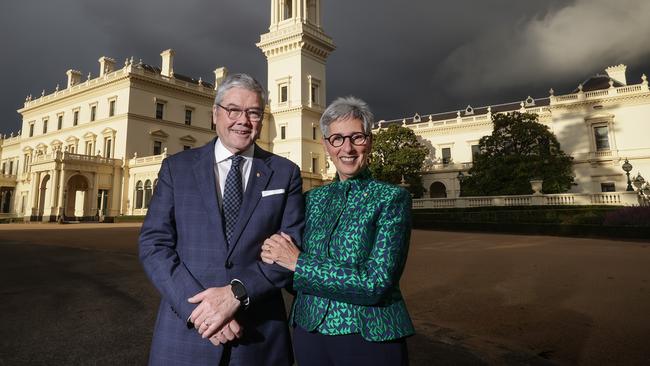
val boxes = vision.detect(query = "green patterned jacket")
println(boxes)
[290,169,415,341]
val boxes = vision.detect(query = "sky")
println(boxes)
[1,0,650,135]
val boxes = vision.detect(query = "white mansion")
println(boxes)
[1,0,649,220]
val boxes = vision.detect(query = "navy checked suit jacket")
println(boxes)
[139,139,304,365]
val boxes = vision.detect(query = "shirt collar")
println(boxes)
[333,167,373,188]
[214,138,255,163]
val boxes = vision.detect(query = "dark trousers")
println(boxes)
[293,326,409,366]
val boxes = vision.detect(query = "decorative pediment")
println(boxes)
[66,135,79,143]
[150,129,169,139]
[101,127,117,137]
[50,139,63,147]
[179,135,197,143]
[22,146,34,153]
[83,132,97,140]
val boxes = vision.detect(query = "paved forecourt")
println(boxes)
[1,223,648,365]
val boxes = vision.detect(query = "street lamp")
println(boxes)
[622,158,633,191]
[457,171,465,197]
[632,172,650,206]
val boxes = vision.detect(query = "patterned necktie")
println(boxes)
[223,155,244,246]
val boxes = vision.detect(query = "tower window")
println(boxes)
[281,125,286,140]
[109,100,116,117]
[153,141,162,155]
[43,119,48,134]
[57,115,63,130]
[283,0,293,20]
[280,85,288,103]
[73,110,79,126]
[90,105,97,121]
[185,109,192,125]
[156,103,164,120]
[312,126,317,140]
[29,123,34,137]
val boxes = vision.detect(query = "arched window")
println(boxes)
[135,181,143,209]
[144,180,153,208]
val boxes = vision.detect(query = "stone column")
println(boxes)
[57,169,67,220]
[90,172,99,220]
[108,162,122,217]
[30,171,41,218]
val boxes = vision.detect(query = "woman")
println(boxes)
[261,96,414,365]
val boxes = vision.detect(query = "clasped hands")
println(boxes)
[187,286,242,346]
[261,232,300,272]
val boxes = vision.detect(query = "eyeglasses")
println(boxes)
[217,104,264,122]
[324,132,370,147]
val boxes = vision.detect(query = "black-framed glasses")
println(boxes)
[217,104,264,122]
[324,132,370,147]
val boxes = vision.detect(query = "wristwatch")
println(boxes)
[230,279,250,309]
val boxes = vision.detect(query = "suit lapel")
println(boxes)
[193,139,228,251]
[227,146,273,257]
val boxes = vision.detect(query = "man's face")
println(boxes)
[212,87,263,154]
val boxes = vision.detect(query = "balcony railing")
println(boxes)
[413,192,640,209]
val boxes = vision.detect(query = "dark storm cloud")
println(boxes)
[1,0,649,134]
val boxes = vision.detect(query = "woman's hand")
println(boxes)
[261,232,300,272]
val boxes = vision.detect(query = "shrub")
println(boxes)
[603,207,650,227]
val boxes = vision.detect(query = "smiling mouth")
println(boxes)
[230,129,251,135]
[340,156,357,163]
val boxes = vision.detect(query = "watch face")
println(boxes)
[232,282,246,299]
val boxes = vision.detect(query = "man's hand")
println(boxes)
[188,286,240,339]
[209,319,243,346]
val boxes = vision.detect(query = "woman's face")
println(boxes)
[323,117,372,181]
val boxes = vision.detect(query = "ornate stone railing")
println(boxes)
[128,150,168,167]
[0,174,18,186]
[413,192,640,209]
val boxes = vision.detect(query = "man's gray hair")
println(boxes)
[214,73,267,111]
[319,96,374,136]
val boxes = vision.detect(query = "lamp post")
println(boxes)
[457,171,465,197]
[622,158,633,191]
[632,172,650,206]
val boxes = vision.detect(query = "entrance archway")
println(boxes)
[429,181,447,198]
[66,174,89,218]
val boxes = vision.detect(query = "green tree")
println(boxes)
[369,124,429,197]
[461,112,574,196]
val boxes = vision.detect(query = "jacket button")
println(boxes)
[225,261,233,269]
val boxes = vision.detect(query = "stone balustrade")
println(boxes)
[413,191,640,209]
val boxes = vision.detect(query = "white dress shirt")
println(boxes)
[214,139,254,207]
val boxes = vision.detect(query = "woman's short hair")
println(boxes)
[319,96,374,136]
[214,73,267,111]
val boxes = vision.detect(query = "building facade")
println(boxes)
[1,0,649,220]
[376,65,650,199]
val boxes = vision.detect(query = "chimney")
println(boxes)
[160,49,175,77]
[98,56,116,77]
[605,64,627,85]
[214,66,228,90]
[66,69,82,88]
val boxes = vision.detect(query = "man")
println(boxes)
[139,73,304,365]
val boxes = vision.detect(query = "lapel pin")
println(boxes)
[256,172,261,177]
